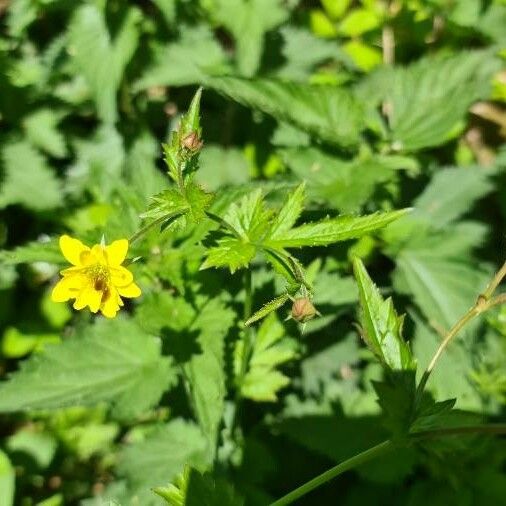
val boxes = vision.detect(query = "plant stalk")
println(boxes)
[270,423,506,506]
[129,215,171,245]
[269,441,394,506]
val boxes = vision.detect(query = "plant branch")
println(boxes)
[416,261,506,396]
[269,423,506,506]
[129,213,182,245]
[269,440,394,506]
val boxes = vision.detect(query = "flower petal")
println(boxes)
[73,285,102,312]
[59,235,90,266]
[117,282,141,298]
[106,239,129,266]
[51,274,85,302]
[100,287,121,318]
[110,266,134,287]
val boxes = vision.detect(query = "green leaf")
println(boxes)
[0,318,176,420]
[68,5,141,123]
[236,314,297,402]
[358,51,500,150]
[134,27,228,91]
[141,188,189,221]
[206,77,365,147]
[412,167,493,227]
[277,26,346,81]
[183,297,235,455]
[205,0,289,77]
[393,238,490,336]
[118,419,210,490]
[200,238,257,273]
[268,183,305,239]
[196,145,250,191]
[280,147,408,213]
[0,450,14,506]
[411,314,484,410]
[353,258,414,370]
[154,465,244,506]
[201,189,271,273]
[67,125,125,200]
[339,8,381,36]
[0,239,62,265]
[0,141,61,210]
[266,209,411,248]
[245,293,291,326]
[23,109,67,158]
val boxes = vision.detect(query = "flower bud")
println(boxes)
[182,132,203,152]
[291,297,317,323]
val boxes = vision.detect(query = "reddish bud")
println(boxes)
[182,132,203,151]
[291,297,317,323]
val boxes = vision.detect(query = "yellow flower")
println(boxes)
[51,235,141,318]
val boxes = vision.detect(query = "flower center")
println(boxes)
[86,263,110,292]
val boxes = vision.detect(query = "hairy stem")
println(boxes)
[129,214,178,245]
[270,441,394,506]
[229,270,254,436]
[270,423,506,506]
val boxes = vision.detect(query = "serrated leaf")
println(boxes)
[0,141,61,211]
[154,465,244,506]
[68,5,140,123]
[280,147,406,213]
[141,188,189,221]
[358,51,500,150]
[222,189,271,241]
[23,109,67,158]
[185,182,214,223]
[236,314,297,402]
[206,76,365,147]
[207,0,289,77]
[277,26,346,81]
[67,125,125,200]
[394,242,490,337]
[268,183,305,239]
[0,239,62,265]
[134,27,228,91]
[266,209,410,248]
[0,318,176,420]
[245,293,291,326]
[200,238,256,273]
[118,419,210,490]
[353,258,414,370]
[413,167,493,227]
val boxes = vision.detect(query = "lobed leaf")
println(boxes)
[266,209,411,248]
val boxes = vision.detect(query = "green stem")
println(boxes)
[129,212,184,245]
[229,270,254,437]
[270,423,506,506]
[238,268,253,389]
[128,215,170,245]
[269,441,394,506]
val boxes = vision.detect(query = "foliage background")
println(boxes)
[0,0,506,504]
